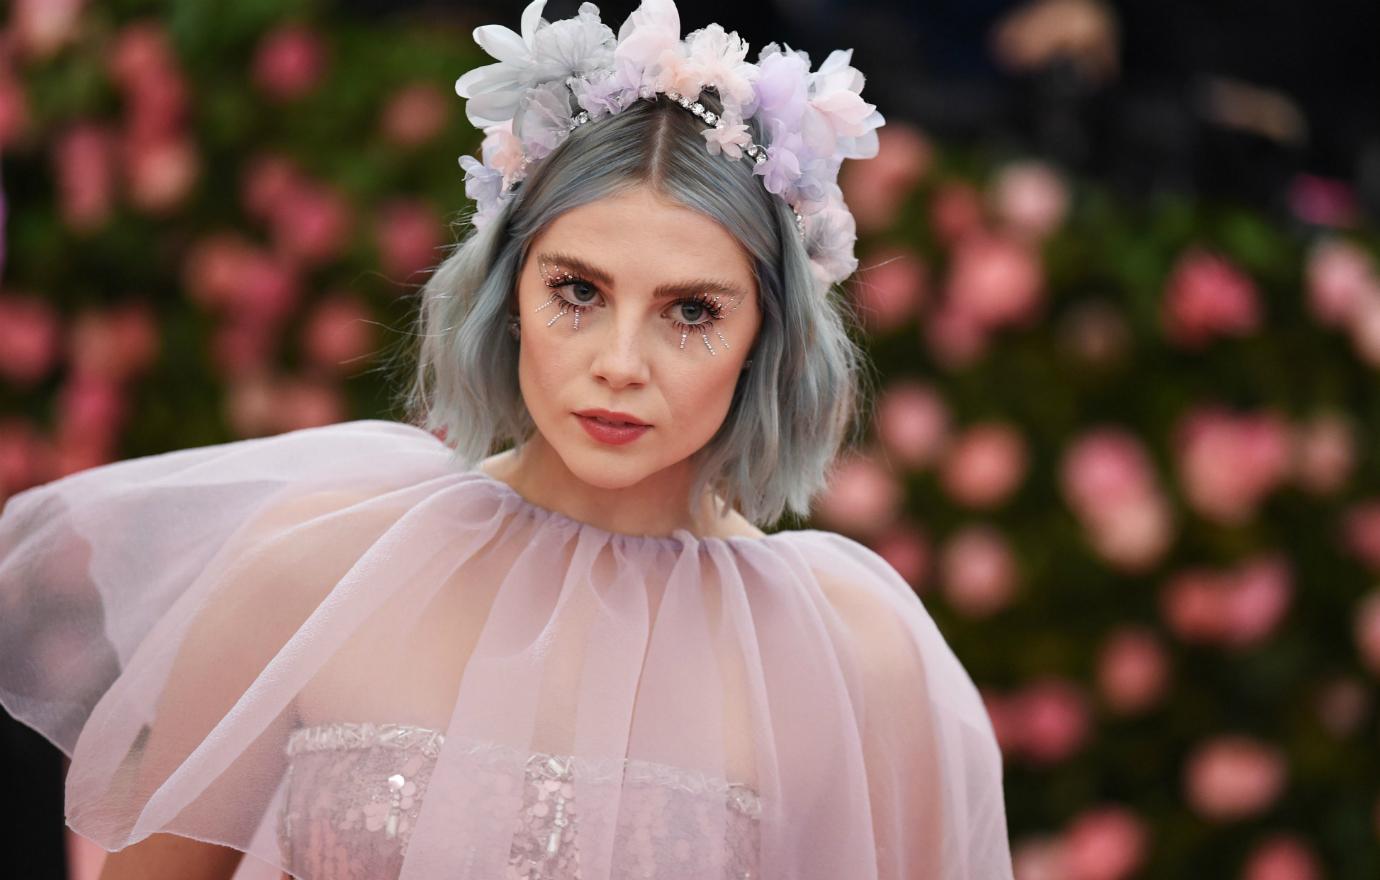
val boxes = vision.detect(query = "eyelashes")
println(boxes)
[536,271,738,355]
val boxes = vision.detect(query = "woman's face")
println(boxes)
[514,185,762,492]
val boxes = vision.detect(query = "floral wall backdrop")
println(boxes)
[0,1,1378,878]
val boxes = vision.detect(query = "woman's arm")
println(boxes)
[99,833,245,880]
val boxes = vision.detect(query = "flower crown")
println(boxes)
[453,0,885,287]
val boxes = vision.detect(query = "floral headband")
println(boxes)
[453,0,885,287]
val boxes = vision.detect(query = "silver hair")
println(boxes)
[405,94,869,527]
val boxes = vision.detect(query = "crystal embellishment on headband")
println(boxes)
[454,0,885,287]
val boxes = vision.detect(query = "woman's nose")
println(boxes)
[588,316,651,387]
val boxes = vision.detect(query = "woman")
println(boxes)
[0,1,1014,878]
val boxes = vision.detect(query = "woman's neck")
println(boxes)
[477,438,763,540]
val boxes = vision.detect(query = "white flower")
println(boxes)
[455,0,615,127]
[459,155,505,226]
[806,49,883,159]
[702,116,752,159]
[803,199,858,286]
[677,25,757,114]
[613,0,685,96]
[512,81,575,160]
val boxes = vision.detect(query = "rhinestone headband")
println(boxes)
[454,0,885,287]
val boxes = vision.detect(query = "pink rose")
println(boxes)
[302,294,376,372]
[1290,411,1355,495]
[1305,238,1378,327]
[270,181,353,266]
[851,248,927,333]
[1016,678,1091,765]
[940,422,1027,508]
[981,689,1024,759]
[944,232,1044,329]
[68,305,159,382]
[1096,627,1169,715]
[0,294,60,386]
[376,199,444,282]
[1241,834,1322,880]
[1061,430,1174,571]
[1348,294,1380,367]
[1011,835,1069,880]
[1161,569,1230,643]
[211,318,278,379]
[1341,501,1380,572]
[229,249,300,325]
[868,522,930,588]
[1222,556,1292,648]
[0,68,31,149]
[224,374,277,437]
[1356,589,1380,677]
[874,381,950,470]
[1314,676,1370,737]
[990,160,1069,241]
[814,452,903,535]
[10,0,85,60]
[1183,735,1286,820]
[124,134,199,213]
[241,154,306,221]
[1161,249,1261,347]
[252,25,326,101]
[929,181,984,246]
[381,83,449,148]
[0,417,53,498]
[1174,407,1290,525]
[923,300,989,368]
[270,377,346,432]
[183,233,255,308]
[940,525,1017,618]
[55,376,125,464]
[53,122,116,232]
[1062,805,1147,880]
[839,123,932,234]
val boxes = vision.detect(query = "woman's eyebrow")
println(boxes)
[538,251,749,301]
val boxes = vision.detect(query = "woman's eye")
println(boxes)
[557,281,599,305]
[677,301,707,324]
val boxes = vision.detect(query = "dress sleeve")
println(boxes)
[804,532,1015,880]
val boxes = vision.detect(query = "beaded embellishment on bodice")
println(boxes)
[276,721,763,879]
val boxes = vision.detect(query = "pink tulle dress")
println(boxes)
[0,420,1014,879]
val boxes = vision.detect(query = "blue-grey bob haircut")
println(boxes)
[407,92,868,528]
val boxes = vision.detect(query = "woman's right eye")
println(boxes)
[553,279,600,306]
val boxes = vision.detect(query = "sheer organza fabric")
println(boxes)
[0,420,1013,879]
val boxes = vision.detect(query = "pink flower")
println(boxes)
[815,452,903,535]
[701,116,752,159]
[108,23,175,89]
[0,68,31,149]
[1356,590,1380,677]
[241,153,306,221]
[1305,238,1379,327]
[230,249,300,325]
[0,294,60,386]
[868,522,930,588]
[928,181,984,245]
[53,122,116,232]
[1161,249,1261,347]
[1288,173,1358,229]
[1061,429,1173,571]
[1174,407,1290,525]
[270,377,346,431]
[990,160,1069,241]
[923,300,989,368]
[1341,501,1380,572]
[302,295,376,372]
[1160,556,1292,649]
[376,199,444,281]
[1314,676,1370,737]
[183,233,256,308]
[212,319,277,380]
[940,422,1027,508]
[1290,411,1355,495]
[1015,678,1091,765]
[1096,627,1169,715]
[253,25,326,101]
[1062,805,1148,880]
[124,133,199,213]
[10,0,85,60]
[68,305,159,382]
[55,376,126,461]
[381,83,449,148]
[839,123,931,234]
[981,689,1024,758]
[940,525,1017,618]
[1241,834,1323,880]
[1161,569,1230,643]
[1183,735,1286,820]
[269,181,353,266]
[224,374,276,437]
[0,417,53,499]
[874,381,950,470]
[852,248,927,333]
[1011,835,1069,880]
[945,232,1044,329]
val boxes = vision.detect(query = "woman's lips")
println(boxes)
[575,413,652,445]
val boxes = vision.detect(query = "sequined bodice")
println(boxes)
[276,721,762,879]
